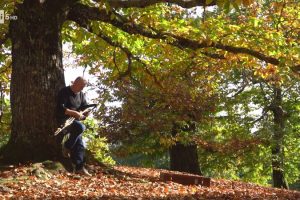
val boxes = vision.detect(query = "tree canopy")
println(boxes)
[0,0,299,189]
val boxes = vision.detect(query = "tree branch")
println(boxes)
[290,64,300,73]
[0,62,12,75]
[193,136,265,154]
[68,6,163,88]
[251,106,270,125]
[95,0,216,8]
[200,51,225,59]
[167,33,280,65]
[0,33,9,47]
[231,83,247,98]
[67,4,111,27]
[114,11,281,65]
[97,31,163,88]
[68,3,295,69]
[113,48,133,80]
[259,82,270,102]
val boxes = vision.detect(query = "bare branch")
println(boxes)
[259,82,270,102]
[113,50,122,74]
[0,33,9,47]
[251,105,271,125]
[96,0,216,8]
[231,83,247,98]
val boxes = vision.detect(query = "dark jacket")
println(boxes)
[56,86,87,121]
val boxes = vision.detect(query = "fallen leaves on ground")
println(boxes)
[0,163,299,199]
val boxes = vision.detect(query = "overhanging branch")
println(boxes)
[68,3,297,69]
[95,0,216,8]
[290,64,300,73]
[193,136,266,154]
[113,10,282,66]
[200,52,225,59]
[68,7,163,88]
[95,31,163,88]
[251,106,270,125]
[67,4,111,27]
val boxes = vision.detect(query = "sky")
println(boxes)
[63,42,99,103]
[64,67,99,102]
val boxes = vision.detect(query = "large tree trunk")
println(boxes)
[170,143,202,175]
[270,88,288,189]
[169,122,202,175]
[1,0,69,163]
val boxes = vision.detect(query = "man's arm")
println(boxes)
[65,109,84,120]
[57,89,84,120]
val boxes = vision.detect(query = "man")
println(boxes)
[57,76,91,176]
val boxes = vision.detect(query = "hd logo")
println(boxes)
[0,10,17,24]
[0,10,4,24]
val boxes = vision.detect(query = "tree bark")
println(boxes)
[270,87,289,189]
[170,142,202,175]
[1,0,68,163]
[169,122,202,175]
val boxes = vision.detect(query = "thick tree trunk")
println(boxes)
[270,88,288,189]
[170,143,202,175]
[169,122,202,175]
[1,0,68,163]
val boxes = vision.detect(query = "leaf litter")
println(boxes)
[0,163,299,199]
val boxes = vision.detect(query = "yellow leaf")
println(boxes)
[242,0,252,6]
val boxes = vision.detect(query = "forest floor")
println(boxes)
[0,161,299,199]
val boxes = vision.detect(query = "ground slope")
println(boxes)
[0,163,299,199]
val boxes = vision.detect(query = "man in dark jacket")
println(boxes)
[57,76,91,176]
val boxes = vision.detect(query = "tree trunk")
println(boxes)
[169,122,202,175]
[1,0,68,163]
[170,143,202,175]
[270,88,288,189]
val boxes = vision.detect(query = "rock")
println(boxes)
[42,160,65,171]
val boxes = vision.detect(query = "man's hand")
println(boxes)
[65,109,86,120]
[75,111,86,120]
[82,110,91,117]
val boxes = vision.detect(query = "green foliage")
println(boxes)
[63,0,299,188]
[112,151,169,169]
[205,62,300,186]
[199,146,272,185]
[283,110,300,184]
[0,98,11,148]
[83,118,115,166]
[1,0,299,189]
